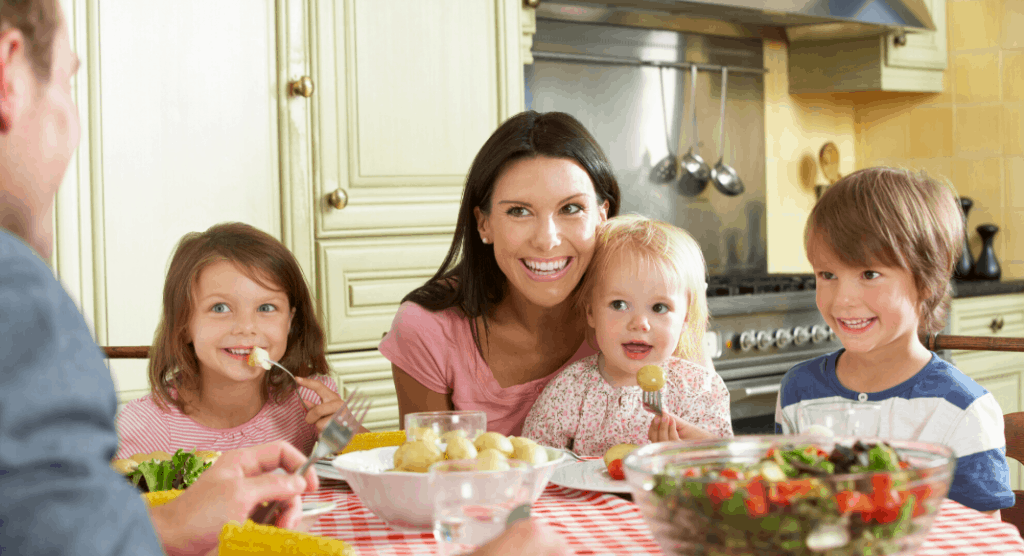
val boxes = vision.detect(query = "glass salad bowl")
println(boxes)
[623,436,955,556]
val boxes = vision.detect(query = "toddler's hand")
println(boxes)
[293,376,369,435]
[648,412,715,443]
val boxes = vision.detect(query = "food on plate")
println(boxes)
[512,439,549,466]
[130,450,173,464]
[110,458,139,475]
[246,346,273,370]
[637,364,666,392]
[121,448,218,492]
[444,435,478,460]
[476,448,511,471]
[393,439,443,472]
[603,443,639,481]
[219,520,356,556]
[195,450,222,464]
[474,431,514,457]
[647,440,943,555]
[142,489,184,508]
[336,430,407,455]
[440,430,468,444]
[408,426,441,446]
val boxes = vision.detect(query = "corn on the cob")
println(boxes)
[218,520,355,555]
[142,489,184,507]
[338,430,406,454]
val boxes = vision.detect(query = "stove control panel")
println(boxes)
[732,325,834,353]
[792,326,811,346]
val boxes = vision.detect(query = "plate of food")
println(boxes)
[549,444,638,494]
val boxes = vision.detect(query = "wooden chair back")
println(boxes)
[102,346,150,359]
[1002,412,1024,534]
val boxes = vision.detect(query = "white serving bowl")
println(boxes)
[331,445,567,531]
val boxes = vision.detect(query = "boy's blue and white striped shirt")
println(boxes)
[775,349,1014,512]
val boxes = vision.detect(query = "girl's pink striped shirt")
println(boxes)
[114,374,337,459]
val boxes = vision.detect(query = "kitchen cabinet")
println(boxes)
[949,293,1024,490]
[787,0,946,93]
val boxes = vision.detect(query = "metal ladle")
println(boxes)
[710,66,745,196]
[649,66,678,183]
[677,64,711,196]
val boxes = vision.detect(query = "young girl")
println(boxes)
[115,222,351,458]
[521,214,733,456]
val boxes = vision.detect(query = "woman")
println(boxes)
[383,111,712,436]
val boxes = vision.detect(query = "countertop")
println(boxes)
[952,279,1024,299]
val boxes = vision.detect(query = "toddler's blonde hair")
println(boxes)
[576,214,708,361]
[805,167,963,335]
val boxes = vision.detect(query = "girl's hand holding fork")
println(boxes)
[649,412,715,443]
[294,376,370,435]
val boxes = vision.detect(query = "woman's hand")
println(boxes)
[648,413,716,443]
[148,441,318,556]
[469,518,570,556]
[293,376,369,435]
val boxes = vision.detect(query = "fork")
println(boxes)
[249,352,312,412]
[642,389,664,417]
[250,389,372,524]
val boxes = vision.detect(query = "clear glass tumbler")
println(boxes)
[429,458,532,556]
[795,400,882,437]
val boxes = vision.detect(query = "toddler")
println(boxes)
[775,167,1013,515]
[522,214,733,456]
[116,222,347,458]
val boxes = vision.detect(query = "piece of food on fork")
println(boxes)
[247,346,273,370]
[637,364,665,392]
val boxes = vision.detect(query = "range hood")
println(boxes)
[535,0,936,42]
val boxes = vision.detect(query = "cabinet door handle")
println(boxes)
[289,76,314,98]
[328,188,348,210]
[990,317,1005,333]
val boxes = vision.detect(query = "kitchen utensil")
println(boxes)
[819,141,841,185]
[430,458,533,556]
[641,389,663,416]
[623,436,955,556]
[927,333,1024,352]
[248,349,312,412]
[331,445,567,531]
[649,67,678,183]
[677,64,711,196]
[971,224,1001,280]
[710,67,744,196]
[250,388,371,524]
[955,198,974,279]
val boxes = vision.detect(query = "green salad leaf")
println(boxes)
[127,449,212,492]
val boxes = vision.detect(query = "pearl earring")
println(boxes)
[482,237,490,244]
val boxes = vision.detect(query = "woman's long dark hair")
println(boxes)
[403,111,621,345]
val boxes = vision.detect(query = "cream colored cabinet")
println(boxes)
[288,0,535,430]
[787,0,946,93]
[54,0,305,408]
[949,293,1024,489]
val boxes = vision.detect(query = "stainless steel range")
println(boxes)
[705,274,842,434]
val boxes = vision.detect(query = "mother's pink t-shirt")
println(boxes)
[378,301,597,436]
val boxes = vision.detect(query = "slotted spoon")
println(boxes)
[649,66,678,183]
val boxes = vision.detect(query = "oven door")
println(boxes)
[726,374,783,434]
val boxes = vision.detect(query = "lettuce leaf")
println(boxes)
[127,449,212,492]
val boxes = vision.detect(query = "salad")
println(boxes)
[125,449,214,493]
[647,440,943,556]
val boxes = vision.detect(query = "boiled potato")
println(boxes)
[474,432,513,457]
[512,442,549,466]
[508,436,533,451]
[110,458,138,475]
[194,450,222,465]
[408,426,441,446]
[637,364,665,392]
[394,439,442,473]
[476,448,511,471]
[603,443,639,468]
[440,430,469,444]
[445,436,478,460]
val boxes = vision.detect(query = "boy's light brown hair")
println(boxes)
[575,214,709,362]
[148,222,330,413]
[805,167,964,335]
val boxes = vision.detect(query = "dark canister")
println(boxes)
[955,198,974,279]
[971,223,1001,281]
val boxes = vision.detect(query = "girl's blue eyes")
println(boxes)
[212,303,229,313]
[210,303,278,313]
[258,304,276,312]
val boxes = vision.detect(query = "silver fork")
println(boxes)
[250,389,371,524]
[642,389,664,417]
[268,361,312,412]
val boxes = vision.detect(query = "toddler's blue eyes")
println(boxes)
[211,303,229,313]
[610,300,628,311]
[652,303,669,314]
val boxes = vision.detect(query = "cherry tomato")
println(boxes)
[745,478,768,517]
[708,482,735,505]
[607,459,625,481]
[872,488,903,524]
[835,491,873,514]
[719,468,743,480]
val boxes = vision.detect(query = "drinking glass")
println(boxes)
[405,410,487,444]
[795,400,882,437]
[429,458,532,556]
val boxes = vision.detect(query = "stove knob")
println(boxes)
[755,331,773,351]
[792,326,810,346]
[774,328,793,349]
[811,324,829,344]
[828,326,837,342]
[738,330,757,351]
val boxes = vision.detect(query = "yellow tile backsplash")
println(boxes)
[764,0,1022,279]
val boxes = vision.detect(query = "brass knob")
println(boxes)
[328,188,348,210]
[523,0,540,6]
[289,76,314,98]
[990,317,1005,333]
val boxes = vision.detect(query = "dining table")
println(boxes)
[303,477,1024,556]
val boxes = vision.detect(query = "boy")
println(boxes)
[775,167,1013,517]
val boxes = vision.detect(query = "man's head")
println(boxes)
[0,0,80,259]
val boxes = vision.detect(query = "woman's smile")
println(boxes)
[521,257,573,281]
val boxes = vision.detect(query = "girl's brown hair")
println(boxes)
[576,214,709,362]
[148,222,330,413]
[805,167,964,335]
[1,0,60,80]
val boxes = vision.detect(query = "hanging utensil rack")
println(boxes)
[531,50,767,75]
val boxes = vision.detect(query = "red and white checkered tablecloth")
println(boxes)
[306,479,1024,556]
